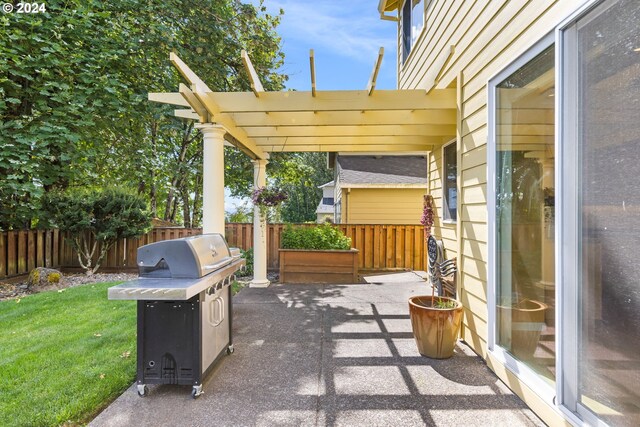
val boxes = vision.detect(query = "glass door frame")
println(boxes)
[487,31,557,407]
[557,0,620,425]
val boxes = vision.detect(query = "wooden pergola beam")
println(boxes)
[367,47,384,96]
[207,89,456,113]
[243,124,456,138]
[229,109,457,127]
[310,49,316,97]
[178,83,209,122]
[241,50,264,97]
[192,88,268,160]
[258,144,436,153]
[252,135,451,146]
[170,52,211,92]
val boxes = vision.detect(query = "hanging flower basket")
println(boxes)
[251,186,288,220]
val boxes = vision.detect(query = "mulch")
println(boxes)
[0,272,137,302]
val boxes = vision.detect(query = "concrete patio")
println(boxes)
[91,279,544,427]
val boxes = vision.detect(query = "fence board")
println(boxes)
[0,233,6,277]
[27,231,36,272]
[0,224,428,278]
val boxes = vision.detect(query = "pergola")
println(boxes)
[149,51,456,286]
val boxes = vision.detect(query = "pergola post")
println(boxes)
[196,124,226,235]
[250,159,270,288]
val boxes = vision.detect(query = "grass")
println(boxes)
[0,282,137,426]
[0,282,243,426]
[0,279,247,426]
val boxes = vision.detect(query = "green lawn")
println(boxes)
[0,282,137,426]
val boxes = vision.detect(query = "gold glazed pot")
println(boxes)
[408,296,463,359]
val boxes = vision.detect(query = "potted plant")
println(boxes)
[251,185,288,221]
[409,294,463,359]
[279,223,359,284]
[409,196,463,359]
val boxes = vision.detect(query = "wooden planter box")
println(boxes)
[279,249,359,284]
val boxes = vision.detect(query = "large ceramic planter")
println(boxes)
[408,296,463,359]
[279,249,359,284]
[497,299,547,360]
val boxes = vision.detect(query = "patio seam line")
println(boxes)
[370,302,436,425]
[314,285,326,427]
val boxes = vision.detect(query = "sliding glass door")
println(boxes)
[561,0,640,425]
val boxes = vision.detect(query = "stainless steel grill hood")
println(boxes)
[108,234,245,301]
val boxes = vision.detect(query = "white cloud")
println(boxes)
[261,0,395,63]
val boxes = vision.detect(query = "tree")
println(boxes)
[41,188,152,275]
[1,0,287,229]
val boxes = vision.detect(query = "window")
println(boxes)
[442,141,457,221]
[489,37,556,393]
[322,197,334,205]
[401,0,425,63]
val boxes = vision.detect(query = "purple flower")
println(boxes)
[252,186,288,207]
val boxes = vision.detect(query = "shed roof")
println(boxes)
[337,155,428,187]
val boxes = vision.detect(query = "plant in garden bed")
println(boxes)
[279,224,357,284]
[281,223,351,250]
[0,281,137,426]
[251,186,287,221]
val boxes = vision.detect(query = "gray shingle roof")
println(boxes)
[337,156,428,185]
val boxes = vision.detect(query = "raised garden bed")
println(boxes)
[279,248,359,284]
[278,224,359,284]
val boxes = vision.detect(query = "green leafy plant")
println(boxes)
[281,224,351,250]
[240,248,254,276]
[40,188,152,275]
[434,298,457,309]
[252,186,288,221]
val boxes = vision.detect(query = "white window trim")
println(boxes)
[441,139,457,223]
[487,31,557,406]
[556,1,618,425]
[400,0,427,67]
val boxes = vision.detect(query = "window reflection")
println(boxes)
[495,46,556,385]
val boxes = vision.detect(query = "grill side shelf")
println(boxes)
[108,258,245,301]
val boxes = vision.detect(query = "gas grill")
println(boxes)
[108,234,245,398]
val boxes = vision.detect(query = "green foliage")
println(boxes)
[434,298,457,309]
[281,224,351,250]
[240,248,254,276]
[0,0,287,229]
[0,282,136,426]
[226,203,253,223]
[225,152,333,223]
[41,188,152,274]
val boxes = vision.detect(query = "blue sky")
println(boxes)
[228,1,398,211]
[256,0,398,91]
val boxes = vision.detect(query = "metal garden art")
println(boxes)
[409,195,463,359]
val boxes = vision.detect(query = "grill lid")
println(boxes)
[137,234,232,279]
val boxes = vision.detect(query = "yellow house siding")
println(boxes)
[427,145,458,259]
[394,0,586,423]
[344,188,426,224]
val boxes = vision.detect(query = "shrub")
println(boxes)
[240,248,254,276]
[40,188,152,275]
[281,224,351,250]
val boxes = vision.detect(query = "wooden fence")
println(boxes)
[0,224,426,279]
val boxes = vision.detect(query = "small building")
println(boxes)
[333,154,428,224]
[315,181,335,223]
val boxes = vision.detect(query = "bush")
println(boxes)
[240,248,254,276]
[281,224,351,250]
[40,188,152,275]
